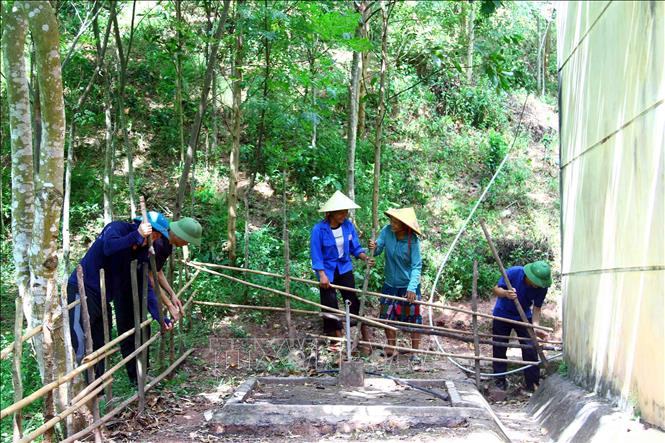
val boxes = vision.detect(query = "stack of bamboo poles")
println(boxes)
[184,260,561,382]
[1,263,201,442]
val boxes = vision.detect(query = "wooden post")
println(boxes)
[76,265,103,443]
[139,196,166,371]
[472,260,481,388]
[282,170,294,345]
[479,219,548,364]
[59,281,75,436]
[141,265,149,384]
[12,294,24,441]
[99,269,112,403]
[130,261,146,412]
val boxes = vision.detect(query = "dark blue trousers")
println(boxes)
[492,318,540,387]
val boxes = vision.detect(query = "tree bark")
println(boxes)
[175,0,185,167]
[175,0,231,218]
[466,0,475,83]
[228,0,244,265]
[30,45,42,179]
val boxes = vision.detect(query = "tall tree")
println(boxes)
[345,1,365,204]
[466,0,475,83]
[175,0,231,218]
[357,1,371,139]
[112,1,137,218]
[175,0,185,166]
[4,0,68,432]
[227,0,245,264]
[63,2,114,270]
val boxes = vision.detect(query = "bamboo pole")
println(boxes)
[282,170,294,346]
[141,264,149,393]
[479,219,548,363]
[75,266,103,443]
[187,263,396,331]
[194,301,557,350]
[0,347,109,420]
[70,329,161,406]
[1,299,81,360]
[308,334,537,365]
[131,261,146,412]
[186,260,553,332]
[17,379,113,443]
[472,260,481,388]
[80,318,151,365]
[99,269,112,403]
[12,294,24,441]
[59,281,75,437]
[61,348,195,443]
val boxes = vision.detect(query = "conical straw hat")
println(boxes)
[318,190,361,212]
[384,207,423,236]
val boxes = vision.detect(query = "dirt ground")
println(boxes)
[97,299,561,442]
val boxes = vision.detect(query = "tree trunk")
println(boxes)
[357,1,370,139]
[112,2,137,219]
[30,45,42,179]
[228,0,244,265]
[175,0,185,167]
[536,15,542,94]
[346,4,364,204]
[308,39,318,148]
[175,0,231,218]
[92,15,115,224]
[63,2,113,271]
[542,19,551,96]
[466,0,475,83]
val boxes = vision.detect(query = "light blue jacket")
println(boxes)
[374,224,422,292]
[310,219,365,282]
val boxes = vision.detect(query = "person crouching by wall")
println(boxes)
[310,191,374,345]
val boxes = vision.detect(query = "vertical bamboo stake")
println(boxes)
[479,219,547,364]
[139,196,166,372]
[472,260,481,389]
[99,269,112,403]
[12,294,24,442]
[130,261,145,412]
[140,264,149,392]
[59,281,74,437]
[76,265,103,443]
[282,170,294,345]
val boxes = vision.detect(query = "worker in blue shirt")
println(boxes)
[115,215,202,383]
[491,261,552,392]
[310,191,373,342]
[67,213,168,380]
[369,207,423,359]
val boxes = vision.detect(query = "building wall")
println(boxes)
[557,0,664,427]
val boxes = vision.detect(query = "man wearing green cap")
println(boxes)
[491,260,552,392]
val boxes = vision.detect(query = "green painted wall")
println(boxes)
[558,0,664,427]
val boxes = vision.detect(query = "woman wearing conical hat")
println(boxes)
[369,207,423,359]
[310,191,373,340]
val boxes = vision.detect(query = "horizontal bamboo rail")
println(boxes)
[196,301,560,351]
[18,378,113,443]
[187,263,397,331]
[61,348,195,443]
[309,334,541,366]
[82,319,151,364]
[1,299,81,360]
[186,260,553,332]
[1,271,199,361]
[0,348,107,420]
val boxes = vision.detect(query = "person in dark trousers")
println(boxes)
[116,215,202,384]
[67,214,167,380]
[310,191,373,345]
[491,260,552,392]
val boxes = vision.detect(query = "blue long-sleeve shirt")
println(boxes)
[492,266,547,321]
[310,219,365,282]
[68,221,161,323]
[374,224,422,292]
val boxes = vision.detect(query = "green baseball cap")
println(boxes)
[524,260,552,288]
[170,217,202,246]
